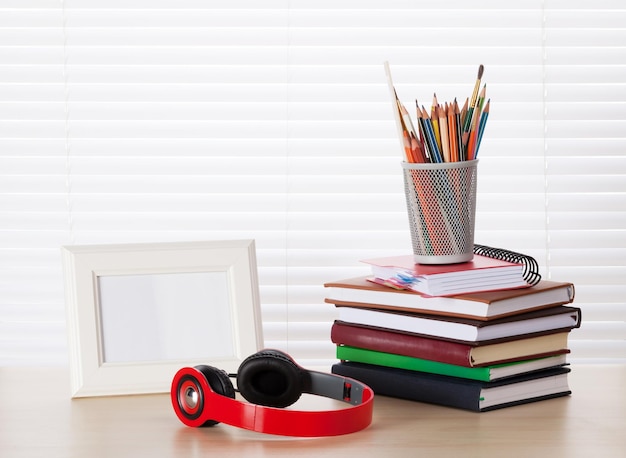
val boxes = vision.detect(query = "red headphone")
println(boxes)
[171,349,374,437]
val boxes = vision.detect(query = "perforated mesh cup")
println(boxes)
[402,159,478,264]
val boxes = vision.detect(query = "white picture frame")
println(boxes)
[61,239,264,398]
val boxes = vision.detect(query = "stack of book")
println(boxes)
[326,252,581,412]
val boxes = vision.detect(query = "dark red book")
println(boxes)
[331,320,571,367]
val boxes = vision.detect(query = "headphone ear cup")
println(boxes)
[237,350,306,408]
[193,365,236,427]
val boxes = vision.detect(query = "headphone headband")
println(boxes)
[171,351,374,437]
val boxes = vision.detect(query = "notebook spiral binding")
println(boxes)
[473,244,542,286]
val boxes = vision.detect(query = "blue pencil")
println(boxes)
[420,105,443,163]
[475,99,490,158]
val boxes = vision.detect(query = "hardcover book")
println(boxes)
[335,345,568,382]
[336,305,582,343]
[331,320,571,367]
[331,361,572,412]
[324,276,575,321]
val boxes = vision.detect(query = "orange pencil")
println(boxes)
[447,102,458,162]
[466,125,478,161]
[410,134,426,163]
[402,129,413,162]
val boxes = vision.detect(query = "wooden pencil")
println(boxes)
[431,94,442,152]
[421,105,442,163]
[438,104,450,162]
[454,99,463,162]
[447,102,458,162]
[460,97,469,135]
[475,99,490,158]
[395,100,413,162]
[415,102,433,163]
[410,134,426,164]
[466,125,478,161]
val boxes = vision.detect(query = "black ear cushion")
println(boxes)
[236,350,306,408]
[194,365,236,427]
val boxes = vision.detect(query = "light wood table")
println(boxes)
[1,364,624,458]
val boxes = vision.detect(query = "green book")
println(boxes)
[336,345,567,382]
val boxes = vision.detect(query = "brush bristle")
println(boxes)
[477,64,484,79]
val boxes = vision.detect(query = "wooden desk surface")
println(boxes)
[0,364,624,458]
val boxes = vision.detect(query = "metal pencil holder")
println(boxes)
[402,159,478,264]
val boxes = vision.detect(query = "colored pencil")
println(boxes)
[438,103,451,162]
[466,125,478,161]
[415,102,432,163]
[384,62,489,163]
[394,99,414,162]
[447,102,458,163]
[400,102,418,140]
[460,97,469,139]
[461,131,469,162]
[421,105,443,163]
[475,99,490,158]
[477,84,486,113]
[454,99,463,162]
[431,94,442,152]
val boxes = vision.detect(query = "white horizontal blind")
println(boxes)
[1,0,624,367]
[1,1,68,364]
[542,1,626,361]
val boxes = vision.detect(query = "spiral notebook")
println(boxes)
[362,244,541,297]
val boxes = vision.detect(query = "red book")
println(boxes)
[331,321,571,368]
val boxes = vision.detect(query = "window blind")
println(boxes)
[1,0,624,367]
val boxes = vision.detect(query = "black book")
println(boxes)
[331,361,571,412]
